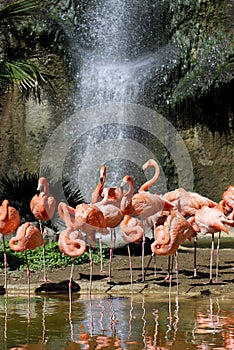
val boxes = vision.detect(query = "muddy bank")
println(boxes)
[2,241,234,298]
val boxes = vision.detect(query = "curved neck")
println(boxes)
[91,166,106,203]
[101,187,110,204]
[120,176,134,213]
[138,159,160,192]
[37,177,49,196]
[58,202,76,228]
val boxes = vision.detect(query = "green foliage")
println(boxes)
[0,241,109,272]
[0,0,45,100]
[0,0,39,23]
[0,0,71,101]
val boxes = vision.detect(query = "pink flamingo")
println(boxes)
[58,201,108,293]
[164,187,217,277]
[151,210,196,313]
[120,214,144,289]
[120,160,174,281]
[94,187,124,281]
[188,205,234,283]
[58,227,86,314]
[91,165,123,272]
[121,159,173,219]
[30,177,56,281]
[219,185,234,220]
[163,187,217,217]
[151,210,196,285]
[0,199,21,294]
[9,222,44,300]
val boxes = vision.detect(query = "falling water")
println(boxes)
[49,0,185,202]
[77,0,172,108]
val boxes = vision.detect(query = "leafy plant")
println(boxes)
[0,241,109,272]
[0,0,45,99]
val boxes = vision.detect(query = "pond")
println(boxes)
[0,292,234,350]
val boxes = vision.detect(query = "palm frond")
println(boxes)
[0,0,40,23]
[0,172,39,221]
[63,181,85,207]
[0,60,45,89]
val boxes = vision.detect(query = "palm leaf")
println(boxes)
[0,60,45,89]
[0,172,39,221]
[0,0,40,23]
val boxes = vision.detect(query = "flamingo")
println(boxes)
[58,201,108,293]
[9,222,44,301]
[30,177,56,282]
[120,160,174,281]
[151,210,196,287]
[163,187,217,217]
[164,187,218,277]
[219,186,234,220]
[30,177,56,221]
[58,201,108,247]
[151,210,196,312]
[94,187,124,281]
[120,214,144,290]
[151,210,196,257]
[121,160,174,219]
[58,227,86,315]
[91,165,123,272]
[0,199,21,295]
[188,205,234,284]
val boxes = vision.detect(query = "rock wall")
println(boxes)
[180,127,234,201]
[0,0,233,201]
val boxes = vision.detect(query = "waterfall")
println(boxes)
[41,0,194,205]
[77,0,171,108]
[66,0,176,200]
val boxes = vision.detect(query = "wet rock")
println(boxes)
[0,285,6,295]
[34,280,80,295]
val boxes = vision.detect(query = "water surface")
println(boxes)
[1,293,234,349]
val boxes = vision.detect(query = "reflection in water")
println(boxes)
[0,294,234,349]
[193,296,234,350]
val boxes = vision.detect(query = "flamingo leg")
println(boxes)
[127,244,133,292]
[144,252,154,280]
[25,251,31,322]
[193,236,197,278]
[141,232,145,282]
[99,237,104,273]
[2,235,8,297]
[108,229,115,282]
[39,220,50,282]
[165,255,175,282]
[164,256,171,281]
[152,224,157,277]
[89,247,93,295]
[153,254,157,277]
[69,261,75,318]
[215,232,221,283]
[175,252,179,295]
[209,233,215,284]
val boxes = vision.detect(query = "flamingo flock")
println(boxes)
[1,159,234,297]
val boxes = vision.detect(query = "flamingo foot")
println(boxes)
[40,277,52,283]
